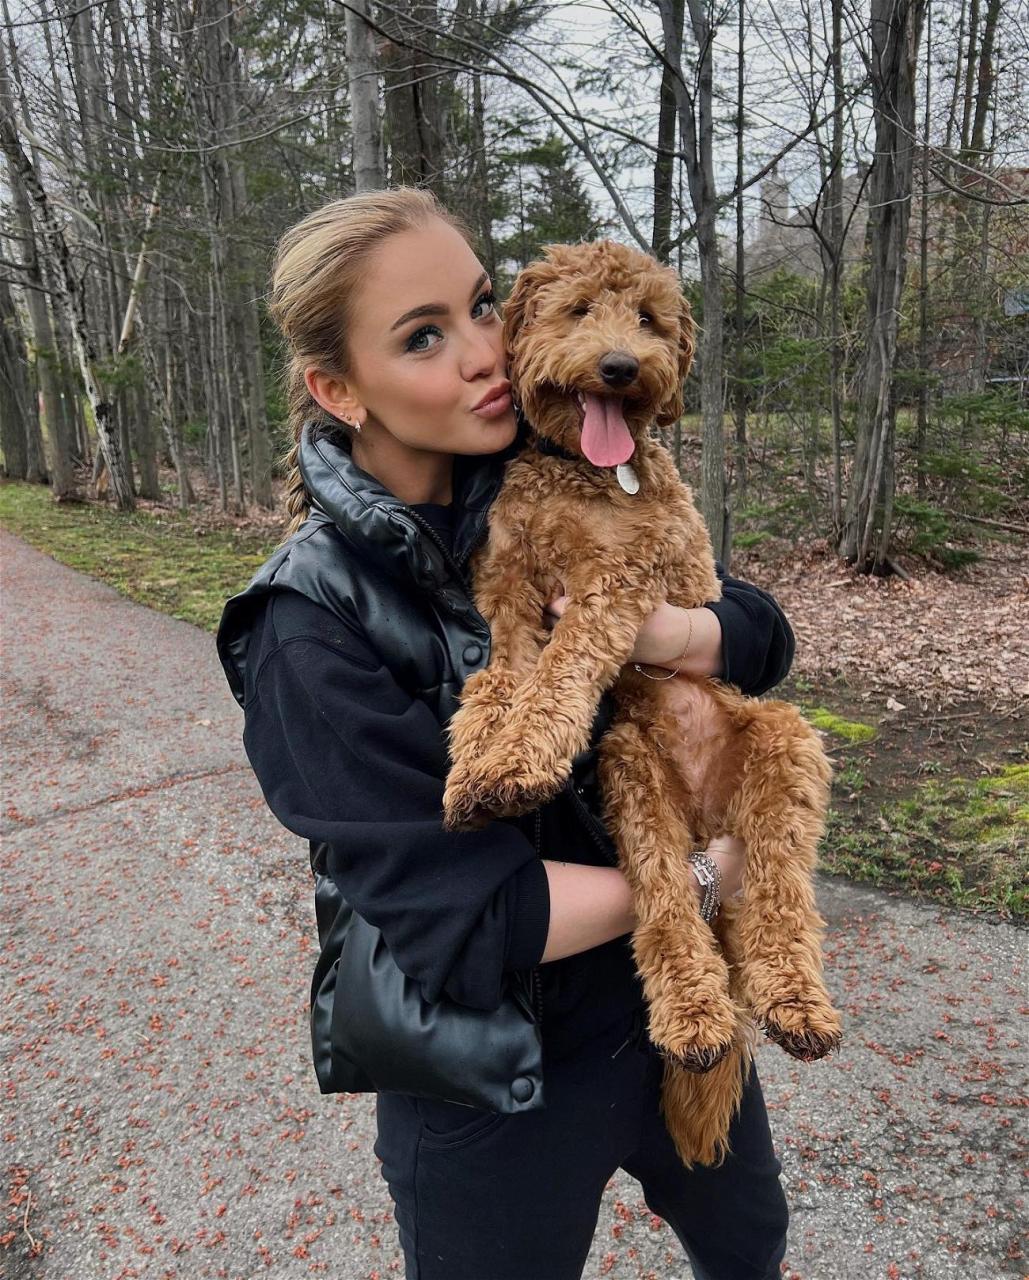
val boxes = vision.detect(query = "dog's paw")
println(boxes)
[442,782,491,832]
[450,747,569,822]
[759,998,843,1063]
[648,989,738,1076]
[442,758,499,831]
[662,1041,735,1075]
[468,754,568,819]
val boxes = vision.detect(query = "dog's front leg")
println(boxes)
[443,548,549,831]
[455,577,657,818]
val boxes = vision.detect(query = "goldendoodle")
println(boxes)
[443,240,842,1165]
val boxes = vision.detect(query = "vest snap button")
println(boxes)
[511,1076,535,1104]
[463,643,483,665]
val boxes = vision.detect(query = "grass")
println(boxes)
[821,762,1028,919]
[0,480,277,632]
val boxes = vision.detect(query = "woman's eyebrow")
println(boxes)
[390,271,489,331]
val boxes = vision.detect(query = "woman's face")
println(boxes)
[327,218,518,460]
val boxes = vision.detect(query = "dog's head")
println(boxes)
[503,240,695,468]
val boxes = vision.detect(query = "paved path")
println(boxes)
[2,528,1025,1280]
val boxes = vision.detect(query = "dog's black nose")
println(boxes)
[599,351,639,387]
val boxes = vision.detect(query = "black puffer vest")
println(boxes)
[217,421,618,1104]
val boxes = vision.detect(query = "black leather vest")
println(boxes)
[217,421,616,1108]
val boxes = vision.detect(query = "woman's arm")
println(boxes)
[242,591,551,1010]
[539,831,747,962]
[628,565,795,693]
[546,561,795,696]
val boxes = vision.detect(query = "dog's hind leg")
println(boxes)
[726,705,843,1062]
[599,718,738,1074]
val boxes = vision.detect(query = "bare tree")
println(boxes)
[656,0,730,563]
[345,0,384,192]
[838,0,927,572]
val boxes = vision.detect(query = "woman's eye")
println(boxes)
[404,289,496,350]
[406,324,443,353]
[472,290,497,320]
[639,310,654,326]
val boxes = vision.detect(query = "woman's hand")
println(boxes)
[541,584,568,633]
[691,834,746,908]
[543,587,724,679]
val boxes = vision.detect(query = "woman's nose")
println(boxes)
[460,325,503,382]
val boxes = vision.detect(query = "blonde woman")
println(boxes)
[217,188,794,1280]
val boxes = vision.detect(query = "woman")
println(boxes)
[217,187,794,1280]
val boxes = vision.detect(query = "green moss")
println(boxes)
[821,762,1029,919]
[0,480,277,632]
[804,705,878,743]
[734,530,772,549]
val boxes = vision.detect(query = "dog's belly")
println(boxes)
[655,678,742,833]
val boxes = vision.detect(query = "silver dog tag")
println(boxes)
[616,462,640,494]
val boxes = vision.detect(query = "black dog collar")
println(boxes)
[534,435,580,463]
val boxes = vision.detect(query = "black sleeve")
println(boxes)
[703,561,795,697]
[241,596,551,1012]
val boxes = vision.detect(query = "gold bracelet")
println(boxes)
[633,611,693,681]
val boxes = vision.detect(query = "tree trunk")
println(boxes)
[345,0,384,192]
[470,56,496,276]
[0,112,135,509]
[916,0,931,496]
[0,18,77,492]
[838,0,925,572]
[0,276,37,479]
[651,0,683,265]
[829,0,845,533]
[660,0,729,563]
[732,0,747,500]
[381,2,444,193]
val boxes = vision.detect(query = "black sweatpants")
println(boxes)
[373,1008,789,1280]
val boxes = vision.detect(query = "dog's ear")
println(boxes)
[656,292,697,428]
[502,257,563,353]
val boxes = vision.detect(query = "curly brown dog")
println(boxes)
[442,239,842,1166]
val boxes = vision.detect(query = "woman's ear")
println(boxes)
[655,293,697,428]
[304,367,366,427]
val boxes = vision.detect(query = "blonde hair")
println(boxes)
[268,187,474,538]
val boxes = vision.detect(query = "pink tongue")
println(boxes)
[580,393,635,467]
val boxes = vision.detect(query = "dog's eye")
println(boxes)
[571,304,589,318]
[639,310,654,326]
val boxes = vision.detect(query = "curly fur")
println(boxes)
[443,240,843,1168]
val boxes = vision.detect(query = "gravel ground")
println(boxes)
[2,528,1025,1280]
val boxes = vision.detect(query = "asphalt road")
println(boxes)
[2,528,1025,1280]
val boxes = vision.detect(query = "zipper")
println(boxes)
[568,781,620,867]
[530,807,543,1030]
[399,504,490,594]
[406,500,542,1026]
[400,506,469,588]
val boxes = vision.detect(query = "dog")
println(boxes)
[442,240,842,1166]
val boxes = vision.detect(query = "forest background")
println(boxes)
[1,0,1027,918]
